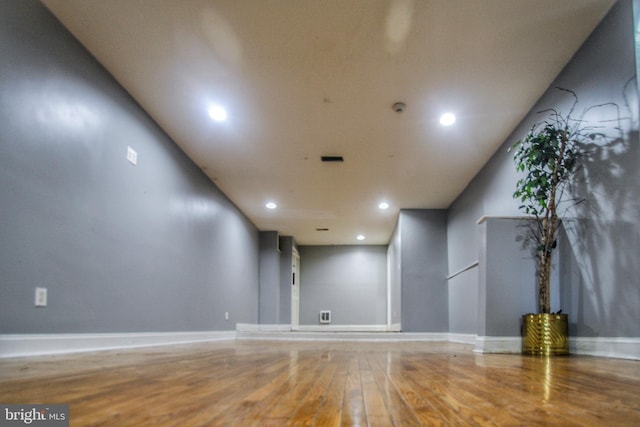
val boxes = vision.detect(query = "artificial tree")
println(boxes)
[511,105,581,314]
[510,88,609,354]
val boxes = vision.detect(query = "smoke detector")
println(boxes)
[392,102,406,113]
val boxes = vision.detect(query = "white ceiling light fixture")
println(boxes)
[265,202,277,209]
[208,105,228,122]
[439,112,456,126]
[356,234,365,241]
[378,202,390,210]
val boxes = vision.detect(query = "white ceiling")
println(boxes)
[42,0,614,245]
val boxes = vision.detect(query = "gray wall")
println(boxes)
[387,222,402,328]
[259,233,296,326]
[478,219,561,337]
[298,246,387,326]
[259,231,280,324]
[637,0,640,96]
[278,236,295,325]
[446,192,482,334]
[0,0,260,333]
[399,210,448,332]
[447,271,477,335]
[447,0,639,338]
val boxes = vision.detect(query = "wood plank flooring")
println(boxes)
[1,340,639,426]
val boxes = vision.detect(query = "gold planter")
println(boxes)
[522,313,569,355]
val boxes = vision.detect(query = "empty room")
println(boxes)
[1,0,639,425]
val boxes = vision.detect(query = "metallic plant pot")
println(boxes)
[522,313,569,356]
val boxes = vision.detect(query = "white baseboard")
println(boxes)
[571,337,640,360]
[236,323,292,332]
[473,336,522,354]
[448,333,477,345]
[236,324,452,342]
[236,332,451,342]
[473,335,640,360]
[397,332,451,341]
[0,331,236,358]
[389,323,402,332]
[297,324,388,332]
[3,330,637,360]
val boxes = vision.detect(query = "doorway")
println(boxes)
[291,248,300,331]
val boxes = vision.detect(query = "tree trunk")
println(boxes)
[538,218,556,314]
[538,129,566,314]
[538,247,552,314]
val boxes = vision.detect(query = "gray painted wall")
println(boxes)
[387,222,402,328]
[446,189,482,334]
[259,233,296,326]
[478,219,561,337]
[637,0,640,96]
[448,0,639,338]
[447,270,477,335]
[278,236,295,325]
[0,0,260,333]
[298,246,387,326]
[259,231,280,324]
[400,210,448,332]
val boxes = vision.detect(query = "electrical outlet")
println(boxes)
[35,287,47,307]
[225,312,229,321]
[126,146,138,165]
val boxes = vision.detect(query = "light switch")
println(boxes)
[35,287,47,307]
[126,146,138,165]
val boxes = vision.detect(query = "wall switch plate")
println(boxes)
[35,287,47,307]
[126,146,138,165]
[225,312,229,320]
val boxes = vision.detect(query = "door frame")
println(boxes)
[291,247,300,331]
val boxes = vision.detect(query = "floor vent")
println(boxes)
[319,310,331,324]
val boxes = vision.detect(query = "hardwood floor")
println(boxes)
[1,340,639,426]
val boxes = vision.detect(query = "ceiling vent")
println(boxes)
[321,156,344,162]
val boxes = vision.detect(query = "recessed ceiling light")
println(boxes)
[208,105,227,122]
[357,234,365,241]
[265,202,277,209]
[378,202,390,210]
[440,112,456,126]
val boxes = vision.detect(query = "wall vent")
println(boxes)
[321,156,344,162]
[319,310,331,324]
